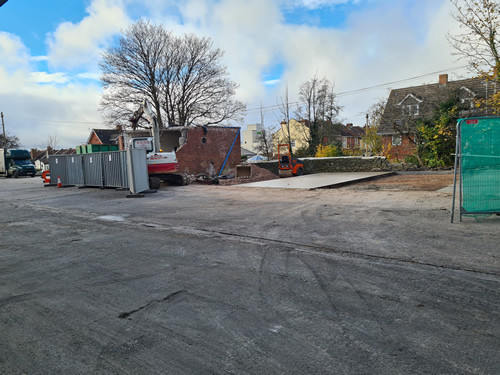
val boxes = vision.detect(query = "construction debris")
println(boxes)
[218,164,278,186]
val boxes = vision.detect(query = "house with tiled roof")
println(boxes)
[30,148,76,171]
[273,119,365,155]
[272,119,311,154]
[378,74,490,160]
[87,128,122,147]
[339,123,365,150]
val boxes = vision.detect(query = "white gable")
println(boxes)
[397,93,423,106]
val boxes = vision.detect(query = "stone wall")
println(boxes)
[253,156,391,175]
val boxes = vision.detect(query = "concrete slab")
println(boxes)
[437,184,455,193]
[235,172,394,190]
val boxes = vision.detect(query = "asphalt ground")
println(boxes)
[0,176,499,374]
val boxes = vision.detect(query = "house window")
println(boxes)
[402,104,419,116]
[459,87,476,109]
[392,134,402,146]
[460,98,474,109]
[342,137,347,148]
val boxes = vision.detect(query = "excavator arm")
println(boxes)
[129,99,161,153]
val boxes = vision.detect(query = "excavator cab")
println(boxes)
[277,144,304,178]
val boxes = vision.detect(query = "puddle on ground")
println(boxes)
[96,215,126,222]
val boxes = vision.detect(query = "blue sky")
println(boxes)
[0,0,469,148]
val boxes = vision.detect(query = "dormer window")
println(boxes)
[402,104,419,116]
[460,98,473,109]
[398,93,423,117]
[459,87,476,109]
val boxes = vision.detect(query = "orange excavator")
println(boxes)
[277,144,304,178]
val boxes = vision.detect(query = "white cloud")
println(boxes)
[46,0,130,70]
[264,79,281,86]
[30,56,48,62]
[30,72,70,84]
[0,32,30,70]
[77,72,101,80]
[0,40,102,149]
[0,0,131,149]
[238,0,468,124]
[279,0,355,10]
[0,74,102,149]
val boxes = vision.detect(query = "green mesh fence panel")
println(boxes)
[459,117,500,214]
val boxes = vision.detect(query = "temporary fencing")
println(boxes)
[102,151,129,188]
[48,151,130,189]
[452,116,500,222]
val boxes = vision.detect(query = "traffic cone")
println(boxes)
[57,176,62,188]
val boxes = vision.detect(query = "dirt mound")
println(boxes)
[218,164,278,186]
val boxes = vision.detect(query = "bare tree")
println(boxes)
[276,83,293,154]
[295,75,342,153]
[253,104,276,160]
[164,34,246,127]
[100,19,168,129]
[448,0,500,112]
[362,98,386,155]
[0,132,21,149]
[41,133,59,151]
[100,20,246,129]
[366,97,386,128]
[447,0,500,75]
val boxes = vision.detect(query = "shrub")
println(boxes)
[404,155,420,166]
[315,144,343,157]
[342,148,364,156]
[294,146,312,158]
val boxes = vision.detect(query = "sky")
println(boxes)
[0,0,471,149]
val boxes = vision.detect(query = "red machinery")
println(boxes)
[277,144,304,178]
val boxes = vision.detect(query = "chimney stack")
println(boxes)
[439,74,448,86]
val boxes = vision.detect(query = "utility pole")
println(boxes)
[365,113,369,155]
[1,112,7,149]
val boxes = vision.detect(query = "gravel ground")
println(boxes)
[352,172,454,191]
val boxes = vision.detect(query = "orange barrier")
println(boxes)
[42,170,50,183]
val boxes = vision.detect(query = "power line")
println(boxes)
[4,65,470,123]
[246,65,469,114]
[335,65,469,97]
[5,114,101,124]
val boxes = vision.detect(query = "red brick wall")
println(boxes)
[88,132,102,145]
[382,135,416,161]
[176,126,241,176]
